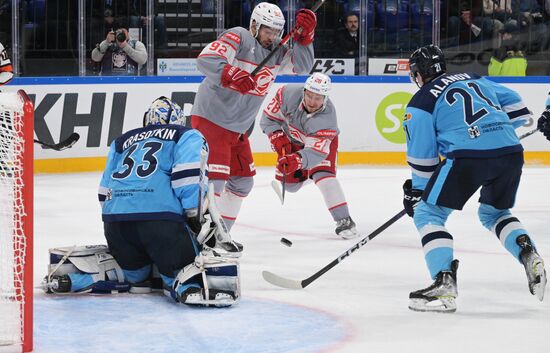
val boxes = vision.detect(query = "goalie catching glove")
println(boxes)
[403,179,423,217]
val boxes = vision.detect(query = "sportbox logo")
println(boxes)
[383,60,409,74]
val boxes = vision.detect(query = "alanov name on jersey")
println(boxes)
[123,128,177,150]
[429,73,472,97]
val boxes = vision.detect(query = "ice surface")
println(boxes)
[34,167,550,353]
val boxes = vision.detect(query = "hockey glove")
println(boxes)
[293,9,317,46]
[537,108,550,141]
[221,64,255,94]
[403,179,423,217]
[269,130,292,156]
[277,153,303,174]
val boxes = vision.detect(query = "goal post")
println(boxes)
[0,89,34,353]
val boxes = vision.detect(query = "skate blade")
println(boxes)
[408,297,456,313]
[532,261,547,301]
[338,229,359,239]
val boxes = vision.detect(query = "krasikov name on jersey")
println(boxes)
[122,127,178,150]
[429,73,472,97]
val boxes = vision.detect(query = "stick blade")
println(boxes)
[270,180,284,204]
[262,270,304,289]
[58,132,80,150]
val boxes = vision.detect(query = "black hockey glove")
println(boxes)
[403,179,423,217]
[187,217,202,235]
[537,108,550,141]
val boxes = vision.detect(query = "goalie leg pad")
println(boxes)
[172,253,240,307]
[44,245,131,294]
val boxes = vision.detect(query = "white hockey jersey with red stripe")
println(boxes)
[260,84,339,169]
[191,27,314,134]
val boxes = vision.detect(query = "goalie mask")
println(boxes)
[303,73,331,113]
[250,2,285,39]
[409,44,446,88]
[143,96,186,127]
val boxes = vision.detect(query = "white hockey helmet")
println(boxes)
[143,96,186,127]
[304,73,332,96]
[250,2,285,39]
[303,73,331,113]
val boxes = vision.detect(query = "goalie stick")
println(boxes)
[250,0,327,77]
[262,125,538,289]
[34,132,80,151]
[262,209,407,289]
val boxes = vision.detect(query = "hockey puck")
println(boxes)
[280,237,293,247]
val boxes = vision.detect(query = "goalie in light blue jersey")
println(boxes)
[42,97,240,307]
[401,45,547,313]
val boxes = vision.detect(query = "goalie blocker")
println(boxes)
[42,245,241,307]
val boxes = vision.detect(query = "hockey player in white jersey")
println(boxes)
[402,45,546,313]
[260,73,358,239]
[190,2,315,251]
[0,41,14,85]
[42,97,240,307]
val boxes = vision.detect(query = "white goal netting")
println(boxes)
[0,92,28,352]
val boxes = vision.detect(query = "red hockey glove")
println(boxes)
[277,153,303,174]
[269,131,292,156]
[221,64,255,94]
[293,9,317,46]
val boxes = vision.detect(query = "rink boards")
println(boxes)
[5,75,550,173]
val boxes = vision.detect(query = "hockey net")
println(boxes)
[0,90,33,353]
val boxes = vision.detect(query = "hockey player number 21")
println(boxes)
[444,82,501,126]
[112,141,162,179]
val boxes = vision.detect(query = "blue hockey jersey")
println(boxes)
[404,72,531,190]
[98,124,208,222]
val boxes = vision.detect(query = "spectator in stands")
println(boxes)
[518,0,548,53]
[482,0,519,38]
[334,13,359,58]
[444,0,494,47]
[488,22,527,76]
[128,0,167,49]
[91,27,147,76]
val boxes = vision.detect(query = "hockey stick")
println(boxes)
[34,132,80,151]
[281,150,286,204]
[194,147,209,226]
[250,0,327,77]
[518,126,539,140]
[262,123,538,289]
[262,209,407,289]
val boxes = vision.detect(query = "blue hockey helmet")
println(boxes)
[409,45,446,87]
[143,96,186,127]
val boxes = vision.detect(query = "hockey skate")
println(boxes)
[178,286,236,308]
[335,217,358,239]
[409,260,459,313]
[41,275,72,294]
[517,235,547,301]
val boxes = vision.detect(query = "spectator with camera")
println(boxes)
[91,27,147,76]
